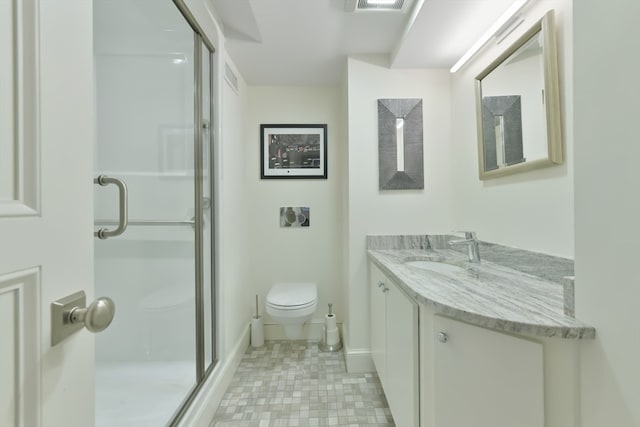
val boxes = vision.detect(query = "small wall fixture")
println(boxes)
[450,0,531,73]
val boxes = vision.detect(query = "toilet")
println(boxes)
[266,282,317,339]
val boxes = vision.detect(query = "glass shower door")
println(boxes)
[94,1,197,425]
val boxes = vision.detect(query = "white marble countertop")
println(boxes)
[368,248,595,339]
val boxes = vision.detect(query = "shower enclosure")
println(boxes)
[93,1,215,425]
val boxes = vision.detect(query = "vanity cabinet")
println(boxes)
[432,315,544,427]
[369,260,580,427]
[369,263,419,427]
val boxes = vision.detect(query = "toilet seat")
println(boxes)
[265,282,318,339]
[267,299,317,311]
[266,282,317,308]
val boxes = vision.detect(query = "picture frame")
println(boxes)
[280,206,310,227]
[260,124,327,179]
[377,99,424,190]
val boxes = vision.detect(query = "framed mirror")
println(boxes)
[475,10,562,180]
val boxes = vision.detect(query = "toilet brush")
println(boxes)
[251,294,264,347]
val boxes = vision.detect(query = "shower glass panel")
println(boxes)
[94,1,197,425]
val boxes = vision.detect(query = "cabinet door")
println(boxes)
[433,315,544,427]
[386,281,419,427]
[369,264,388,387]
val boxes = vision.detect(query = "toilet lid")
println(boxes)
[267,282,317,307]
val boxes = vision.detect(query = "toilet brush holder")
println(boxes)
[251,295,264,347]
[319,303,342,352]
[251,316,264,347]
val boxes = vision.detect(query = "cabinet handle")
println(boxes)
[377,281,389,293]
[437,331,448,343]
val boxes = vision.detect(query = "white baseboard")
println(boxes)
[342,328,375,373]
[344,347,375,373]
[177,324,250,427]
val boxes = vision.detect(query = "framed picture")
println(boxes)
[280,206,310,227]
[377,99,424,190]
[260,124,327,179]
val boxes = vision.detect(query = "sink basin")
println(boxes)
[404,260,466,274]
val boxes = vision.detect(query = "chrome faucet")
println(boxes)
[449,231,481,263]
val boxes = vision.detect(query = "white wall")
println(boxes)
[340,65,350,338]
[245,86,346,333]
[345,56,453,367]
[449,0,574,258]
[574,0,640,425]
[217,57,252,352]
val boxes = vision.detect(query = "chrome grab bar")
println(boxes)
[94,218,196,228]
[94,175,128,239]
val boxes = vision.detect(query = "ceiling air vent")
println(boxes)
[346,0,406,12]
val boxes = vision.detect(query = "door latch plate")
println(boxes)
[51,291,86,346]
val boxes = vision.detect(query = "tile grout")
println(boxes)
[211,340,395,427]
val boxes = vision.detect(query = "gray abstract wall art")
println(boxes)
[377,99,424,190]
[481,95,524,172]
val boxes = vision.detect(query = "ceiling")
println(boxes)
[211,0,517,86]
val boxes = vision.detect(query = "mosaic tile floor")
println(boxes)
[211,341,395,427]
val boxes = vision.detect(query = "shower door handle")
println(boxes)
[94,175,128,239]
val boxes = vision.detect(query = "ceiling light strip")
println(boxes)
[450,0,530,73]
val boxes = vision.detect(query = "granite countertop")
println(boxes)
[367,236,595,339]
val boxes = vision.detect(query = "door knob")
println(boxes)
[69,297,115,332]
[51,291,116,346]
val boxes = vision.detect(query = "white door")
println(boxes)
[0,1,96,426]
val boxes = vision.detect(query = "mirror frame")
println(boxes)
[475,10,562,180]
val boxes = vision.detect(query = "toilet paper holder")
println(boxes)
[319,303,342,352]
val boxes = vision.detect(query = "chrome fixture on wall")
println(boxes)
[449,232,481,263]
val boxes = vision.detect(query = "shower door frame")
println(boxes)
[158,1,218,425]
